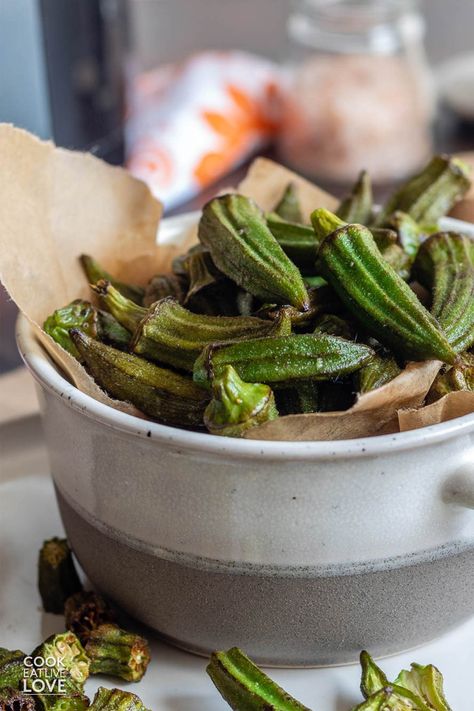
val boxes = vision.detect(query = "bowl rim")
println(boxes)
[16,212,474,460]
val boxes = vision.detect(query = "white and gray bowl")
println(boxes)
[16,214,474,666]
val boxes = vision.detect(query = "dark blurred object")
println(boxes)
[40,0,126,162]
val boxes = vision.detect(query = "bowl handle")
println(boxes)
[444,465,474,509]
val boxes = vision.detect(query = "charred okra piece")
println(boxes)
[131,297,289,372]
[38,538,82,614]
[85,624,150,683]
[31,632,90,691]
[266,214,317,273]
[0,648,26,690]
[143,273,188,307]
[317,224,456,363]
[44,300,99,357]
[93,281,147,334]
[273,182,303,223]
[355,354,401,394]
[413,232,474,353]
[70,330,209,427]
[65,591,117,645]
[336,170,373,224]
[80,255,144,305]
[375,154,471,226]
[426,353,474,403]
[194,333,374,387]
[89,687,151,711]
[204,366,278,437]
[394,663,452,711]
[207,647,310,711]
[198,194,309,310]
[0,688,35,711]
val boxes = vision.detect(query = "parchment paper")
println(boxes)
[1,124,473,440]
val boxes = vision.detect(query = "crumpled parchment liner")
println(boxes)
[0,125,472,440]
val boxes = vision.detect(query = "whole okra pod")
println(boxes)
[355,354,401,394]
[65,590,117,645]
[85,624,150,683]
[266,213,318,274]
[80,255,144,305]
[273,182,303,223]
[194,333,374,387]
[413,232,474,353]
[336,170,373,224]
[375,154,471,226]
[38,538,82,614]
[198,194,309,310]
[207,647,311,711]
[70,330,209,427]
[131,297,290,372]
[89,687,151,711]
[317,224,456,363]
[93,281,147,334]
[204,366,278,437]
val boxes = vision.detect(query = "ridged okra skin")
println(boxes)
[70,329,209,427]
[194,333,374,387]
[198,194,309,310]
[266,213,318,273]
[336,170,373,224]
[204,366,278,437]
[273,182,303,223]
[131,297,289,372]
[356,354,401,393]
[38,538,82,614]
[207,647,310,711]
[80,255,144,305]
[375,154,471,226]
[89,687,151,711]
[413,232,474,353]
[93,281,147,334]
[85,624,150,682]
[317,224,456,363]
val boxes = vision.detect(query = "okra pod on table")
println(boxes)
[317,224,456,363]
[375,154,471,226]
[131,297,290,372]
[204,365,278,437]
[85,624,150,683]
[65,591,117,645]
[207,647,311,711]
[89,687,151,711]
[38,538,82,614]
[413,232,474,353]
[273,182,303,223]
[70,330,209,427]
[198,194,309,310]
[80,255,144,305]
[336,170,373,224]
[194,333,374,387]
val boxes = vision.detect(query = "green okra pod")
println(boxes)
[89,687,151,711]
[317,224,456,363]
[80,255,144,305]
[273,182,303,223]
[356,354,401,394]
[65,591,117,646]
[360,651,390,699]
[394,663,452,711]
[336,170,373,224]
[70,329,209,427]
[207,647,310,711]
[92,281,147,334]
[413,232,474,353]
[43,300,99,358]
[131,297,290,372]
[266,213,318,273]
[255,285,342,330]
[143,273,188,307]
[0,649,26,690]
[194,333,374,387]
[375,154,471,226]
[38,538,82,614]
[85,624,150,683]
[31,632,90,692]
[426,353,474,403]
[0,688,35,711]
[204,366,278,437]
[198,194,309,310]
[311,208,346,243]
[387,211,425,262]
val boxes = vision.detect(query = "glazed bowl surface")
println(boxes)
[17,213,474,666]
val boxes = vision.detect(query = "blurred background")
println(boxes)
[1,0,474,373]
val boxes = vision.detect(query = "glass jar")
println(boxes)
[278,0,434,185]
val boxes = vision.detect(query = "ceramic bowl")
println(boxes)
[16,214,474,666]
